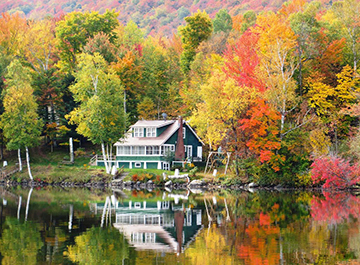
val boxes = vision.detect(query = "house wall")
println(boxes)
[97,160,167,170]
[165,124,202,158]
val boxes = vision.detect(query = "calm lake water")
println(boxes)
[0,187,359,264]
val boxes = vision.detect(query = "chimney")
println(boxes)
[174,116,185,161]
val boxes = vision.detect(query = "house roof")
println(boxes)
[132,120,175,128]
[114,119,204,146]
[114,120,178,146]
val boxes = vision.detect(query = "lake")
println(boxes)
[0,187,359,264]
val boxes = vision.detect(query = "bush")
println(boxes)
[74,148,86,157]
[311,156,360,189]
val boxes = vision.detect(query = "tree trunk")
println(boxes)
[18,149,22,172]
[101,142,110,174]
[25,146,33,180]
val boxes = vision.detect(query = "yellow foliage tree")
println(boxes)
[254,12,298,138]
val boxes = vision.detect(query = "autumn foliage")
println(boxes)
[311,156,360,189]
[240,99,281,163]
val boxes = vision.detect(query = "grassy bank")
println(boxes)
[0,145,226,186]
[2,145,109,185]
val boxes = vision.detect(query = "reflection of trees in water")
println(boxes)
[66,226,133,265]
[0,218,43,264]
[311,191,360,224]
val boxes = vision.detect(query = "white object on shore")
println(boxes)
[213,169,217,177]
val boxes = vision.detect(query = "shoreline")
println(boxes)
[1,179,359,194]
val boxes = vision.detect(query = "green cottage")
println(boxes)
[96,117,204,170]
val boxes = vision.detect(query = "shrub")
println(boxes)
[311,156,360,189]
[74,148,86,157]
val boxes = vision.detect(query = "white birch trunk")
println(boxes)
[18,149,22,172]
[101,142,110,174]
[25,187,33,222]
[70,137,74,163]
[25,146,33,180]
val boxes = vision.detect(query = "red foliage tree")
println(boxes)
[311,156,360,189]
[223,30,266,92]
[240,99,281,163]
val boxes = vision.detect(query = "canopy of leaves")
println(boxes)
[0,59,42,150]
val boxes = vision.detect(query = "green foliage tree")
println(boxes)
[180,10,213,74]
[66,53,127,173]
[56,10,119,71]
[213,9,232,34]
[241,10,257,33]
[332,0,360,75]
[0,59,43,180]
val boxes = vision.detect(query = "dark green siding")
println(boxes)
[97,161,116,167]
[118,162,130,168]
[184,125,202,157]
[166,131,177,145]
[157,124,172,137]
[164,124,202,157]
[146,162,158,169]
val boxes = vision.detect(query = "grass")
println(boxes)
[3,145,109,184]
[1,144,231,185]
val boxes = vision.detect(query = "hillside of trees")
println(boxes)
[0,0,331,35]
[0,0,359,187]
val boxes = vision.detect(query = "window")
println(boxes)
[134,162,141,168]
[118,146,131,155]
[133,127,144,137]
[132,146,145,155]
[146,127,156,137]
[162,145,175,155]
[183,127,186,139]
[146,146,153,155]
[185,145,192,157]
[153,146,160,155]
[163,162,170,170]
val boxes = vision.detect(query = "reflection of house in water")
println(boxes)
[93,199,203,253]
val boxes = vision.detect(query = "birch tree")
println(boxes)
[66,53,126,174]
[254,12,299,139]
[0,59,42,180]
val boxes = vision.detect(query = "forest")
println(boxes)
[0,0,359,187]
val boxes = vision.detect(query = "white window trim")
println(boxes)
[134,162,141,168]
[183,127,186,139]
[133,127,144,137]
[146,127,156,137]
[161,144,175,155]
[185,145,193,157]
[117,146,163,156]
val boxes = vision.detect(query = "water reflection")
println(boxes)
[0,188,359,264]
[94,191,203,254]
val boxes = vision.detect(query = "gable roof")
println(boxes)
[114,119,204,146]
[131,120,175,128]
